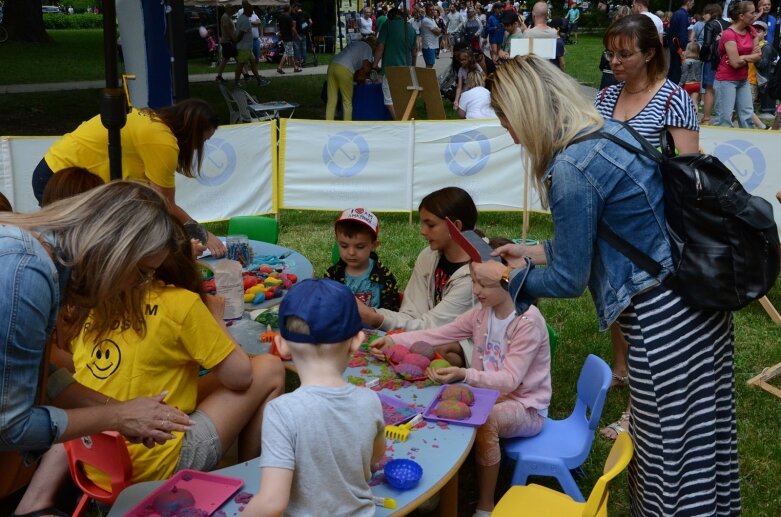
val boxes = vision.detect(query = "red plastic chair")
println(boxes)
[63,431,133,517]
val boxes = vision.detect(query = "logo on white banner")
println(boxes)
[323,131,370,177]
[712,140,765,192]
[196,137,238,187]
[445,130,491,177]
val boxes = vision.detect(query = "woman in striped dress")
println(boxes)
[594,13,699,445]
[478,53,739,516]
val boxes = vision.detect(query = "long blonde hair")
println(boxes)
[0,181,182,339]
[489,55,603,207]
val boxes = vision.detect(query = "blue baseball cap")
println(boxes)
[278,278,363,344]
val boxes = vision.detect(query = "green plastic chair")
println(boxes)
[331,242,341,265]
[547,323,558,366]
[227,216,279,244]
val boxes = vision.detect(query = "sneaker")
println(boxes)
[216,75,225,82]
[277,68,285,74]
[294,68,303,72]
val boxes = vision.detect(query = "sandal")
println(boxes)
[611,373,629,388]
[600,412,630,441]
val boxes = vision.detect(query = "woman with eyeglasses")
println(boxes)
[0,182,193,509]
[593,14,700,450]
[713,1,763,127]
[476,55,738,515]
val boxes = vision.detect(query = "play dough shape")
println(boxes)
[435,399,472,420]
[441,385,475,405]
[401,352,431,370]
[429,358,451,370]
[394,363,424,379]
[386,344,410,363]
[409,341,435,359]
[153,487,195,513]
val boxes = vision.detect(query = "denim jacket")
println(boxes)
[508,119,674,331]
[0,225,70,454]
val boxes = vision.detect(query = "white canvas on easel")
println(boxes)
[510,38,557,59]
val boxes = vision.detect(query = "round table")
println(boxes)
[201,240,313,356]
[107,355,475,516]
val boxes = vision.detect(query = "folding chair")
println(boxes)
[494,433,634,516]
[218,82,242,124]
[502,354,612,502]
[63,431,133,517]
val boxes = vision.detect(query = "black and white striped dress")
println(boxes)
[595,81,740,516]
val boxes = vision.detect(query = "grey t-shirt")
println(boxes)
[236,13,254,50]
[259,384,384,517]
[420,16,440,49]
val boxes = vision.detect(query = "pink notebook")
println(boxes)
[445,217,501,263]
[126,470,244,516]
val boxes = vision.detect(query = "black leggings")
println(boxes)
[32,159,54,205]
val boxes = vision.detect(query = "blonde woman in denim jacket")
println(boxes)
[474,55,739,516]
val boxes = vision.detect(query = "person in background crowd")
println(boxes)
[446,3,466,52]
[420,4,443,68]
[599,5,633,88]
[215,5,237,83]
[701,3,729,123]
[293,3,313,69]
[373,7,417,119]
[325,38,376,120]
[756,0,777,46]
[456,70,498,118]
[359,7,375,38]
[487,3,505,61]
[713,1,762,128]
[234,1,265,86]
[464,8,484,51]
[668,0,695,83]
[566,2,580,43]
[632,0,664,39]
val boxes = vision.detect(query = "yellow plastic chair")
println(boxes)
[493,432,634,517]
[227,215,279,244]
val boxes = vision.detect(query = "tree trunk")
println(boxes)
[4,0,53,43]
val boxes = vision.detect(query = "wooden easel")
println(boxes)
[385,66,446,121]
[747,363,781,399]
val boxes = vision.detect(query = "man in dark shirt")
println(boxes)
[277,5,300,73]
[668,0,693,83]
[292,4,312,68]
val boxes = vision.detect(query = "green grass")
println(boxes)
[4,29,781,517]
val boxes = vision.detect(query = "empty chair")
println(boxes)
[63,431,133,517]
[228,215,279,244]
[493,432,634,516]
[218,82,242,124]
[503,353,612,502]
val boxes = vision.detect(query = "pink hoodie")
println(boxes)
[391,304,551,412]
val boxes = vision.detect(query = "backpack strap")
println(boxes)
[570,121,663,162]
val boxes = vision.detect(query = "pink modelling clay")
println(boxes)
[386,344,410,363]
[401,352,431,371]
[440,385,475,405]
[435,400,472,420]
[409,341,436,359]
[394,363,424,379]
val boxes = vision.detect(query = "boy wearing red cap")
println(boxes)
[325,208,401,311]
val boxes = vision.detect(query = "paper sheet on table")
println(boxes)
[510,38,556,59]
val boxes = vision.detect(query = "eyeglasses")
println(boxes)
[603,50,641,62]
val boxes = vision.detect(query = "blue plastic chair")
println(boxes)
[227,215,279,244]
[503,354,612,502]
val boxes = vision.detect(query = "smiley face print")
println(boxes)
[86,339,122,379]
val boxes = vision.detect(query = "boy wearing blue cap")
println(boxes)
[244,279,386,517]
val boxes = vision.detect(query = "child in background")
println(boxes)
[356,187,478,367]
[370,238,551,516]
[325,208,400,311]
[680,41,703,107]
[497,11,525,61]
[245,279,385,517]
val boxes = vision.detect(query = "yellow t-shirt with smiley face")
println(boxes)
[71,283,235,489]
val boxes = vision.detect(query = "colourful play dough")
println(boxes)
[153,486,195,513]
[409,341,436,359]
[401,352,431,370]
[394,362,424,379]
[435,399,472,420]
[441,385,475,405]
[386,344,410,363]
[429,358,451,370]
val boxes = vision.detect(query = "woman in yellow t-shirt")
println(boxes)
[31,98,227,257]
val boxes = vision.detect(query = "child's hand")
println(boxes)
[428,366,466,384]
[369,336,394,360]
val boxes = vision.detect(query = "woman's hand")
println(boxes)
[493,242,547,266]
[427,366,466,384]
[206,231,227,258]
[111,392,192,445]
[368,336,394,360]
[471,260,507,287]
[190,238,208,258]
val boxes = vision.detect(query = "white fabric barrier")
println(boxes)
[0,122,274,219]
[281,120,412,210]
[175,122,275,221]
[2,123,779,231]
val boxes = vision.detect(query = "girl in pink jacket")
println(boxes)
[370,241,551,516]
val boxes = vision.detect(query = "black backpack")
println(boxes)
[575,123,780,312]
[766,54,781,100]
